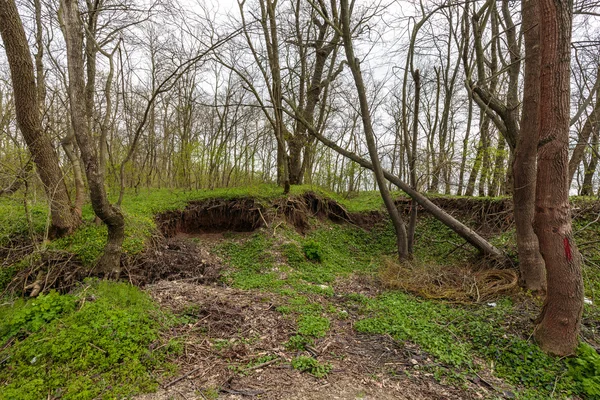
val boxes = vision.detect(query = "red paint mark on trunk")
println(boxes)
[564,237,572,261]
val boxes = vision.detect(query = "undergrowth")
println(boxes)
[2,186,600,399]
[0,280,177,400]
[215,195,598,399]
[291,356,332,378]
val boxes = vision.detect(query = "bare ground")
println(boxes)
[136,276,501,400]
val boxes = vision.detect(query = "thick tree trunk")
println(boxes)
[533,0,583,356]
[513,0,546,293]
[0,0,79,237]
[340,0,408,260]
[60,0,124,275]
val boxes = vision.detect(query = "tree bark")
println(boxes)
[513,0,546,293]
[0,0,79,237]
[407,70,420,254]
[60,0,125,275]
[533,0,583,356]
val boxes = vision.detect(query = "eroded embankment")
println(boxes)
[155,192,356,238]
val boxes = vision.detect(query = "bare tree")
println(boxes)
[60,0,125,275]
[0,0,80,237]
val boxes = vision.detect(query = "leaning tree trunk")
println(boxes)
[0,0,79,238]
[513,0,546,293]
[340,0,408,260]
[297,116,507,261]
[533,0,583,356]
[60,0,125,275]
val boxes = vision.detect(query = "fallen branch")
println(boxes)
[245,357,280,371]
[163,366,204,389]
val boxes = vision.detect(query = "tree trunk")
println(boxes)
[580,130,598,196]
[61,125,86,217]
[533,0,583,356]
[407,70,421,254]
[457,96,473,196]
[297,113,507,261]
[0,0,79,237]
[465,133,484,196]
[60,0,125,275]
[339,0,408,260]
[490,136,506,196]
[513,0,546,293]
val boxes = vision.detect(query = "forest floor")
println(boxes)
[1,186,600,399]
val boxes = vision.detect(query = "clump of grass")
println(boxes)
[285,334,313,351]
[303,240,323,262]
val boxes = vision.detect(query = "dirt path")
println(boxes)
[137,280,487,400]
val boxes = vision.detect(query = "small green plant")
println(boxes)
[291,356,332,378]
[303,240,323,262]
[276,305,294,315]
[212,339,233,351]
[285,334,313,351]
[568,343,600,398]
[297,315,330,338]
[199,387,220,400]
[0,290,77,342]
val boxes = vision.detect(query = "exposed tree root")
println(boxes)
[3,250,87,297]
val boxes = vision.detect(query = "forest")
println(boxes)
[0,0,600,398]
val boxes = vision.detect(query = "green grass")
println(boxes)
[0,197,48,245]
[0,280,178,400]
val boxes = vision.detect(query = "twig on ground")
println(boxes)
[246,357,280,371]
[164,366,204,389]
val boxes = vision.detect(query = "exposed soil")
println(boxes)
[155,193,365,239]
[138,280,491,400]
[157,198,266,238]
[127,237,223,287]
